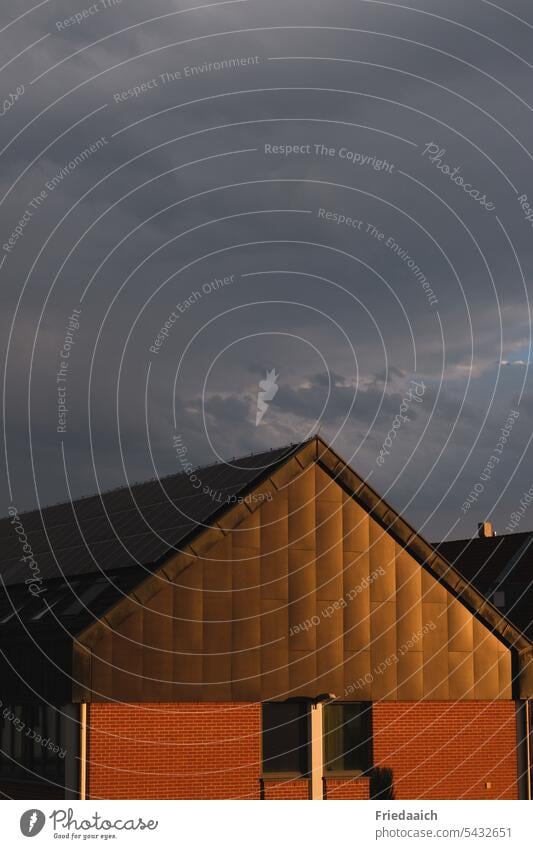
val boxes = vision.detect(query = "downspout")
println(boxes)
[526,700,532,801]
[310,703,324,800]
[79,703,87,800]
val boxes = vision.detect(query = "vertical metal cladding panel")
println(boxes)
[203,533,232,666]
[142,586,174,701]
[315,464,343,503]
[288,464,316,550]
[260,486,290,697]
[260,597,289,704]
[422,602,449,699]
[342,492,369,552]
[343,651,372,700]
[288,549,317,652]
[395,547,423,649]
[111,606,143,701]
[316,500,344,602]
[231,548,261,649]
[203,581,232,701]
[447,595,474,653]
[396,651,424,701]
[173,560,203,652]
[473,619,501,699]
[343,552,371,651]
[204,537,232,592]
[395,546,424,700]
[232,542,261,593]
[231,545,262,700]
[369,518,396,601]
[260,488,289,600]
[232,509,260,550]
[202,651,232,700]
[288,650,317,697]
[172,567,203,699]
[315,600,344,696]
[448,651,475,699]
[340,484,372,696]
[231,650,262,700]
[497,645,512,699]
[261,598,288,648]
[421,567,448,605]
[261,646,290,699]
[370,601,398,699]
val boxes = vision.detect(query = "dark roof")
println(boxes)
[0,442,303,631]
[435,533,533,639]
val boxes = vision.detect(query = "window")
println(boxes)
[262,702,309,774]
[0,704,65,782]
[324,702,372,773]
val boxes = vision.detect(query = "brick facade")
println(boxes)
[373,701,518,799]
[88,703,262,800]
[87,700,519,800]
[324,777,370,799]
[262,779,309,799]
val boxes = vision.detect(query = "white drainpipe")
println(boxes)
[79,703,87,800]
[310,703,324,800]
[526,700,532,801]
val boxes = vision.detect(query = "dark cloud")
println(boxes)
[2,0,533,541]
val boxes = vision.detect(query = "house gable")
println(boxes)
[74,441,521,702]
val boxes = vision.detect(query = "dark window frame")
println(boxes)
[0,703,65,783]
[261,701,310,776]
[323,701,373,774]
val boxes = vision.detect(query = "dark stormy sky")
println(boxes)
[2,0,533,541]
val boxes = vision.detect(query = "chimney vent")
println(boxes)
[478,521,495,538]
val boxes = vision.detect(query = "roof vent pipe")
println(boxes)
[478,521,496,538]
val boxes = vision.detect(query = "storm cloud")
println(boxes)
[1,0,533,541]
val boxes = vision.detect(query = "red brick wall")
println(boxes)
[373,701,518,800]
[87,700,519,800]
[325,777,370,799]
[88,703,262,799]
[262,779,309,799]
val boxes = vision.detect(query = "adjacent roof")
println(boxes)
[0,443,300,586]
[0,443,304,631]
[436,532,533,640]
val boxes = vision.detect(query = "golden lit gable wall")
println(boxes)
[77,460,512,702]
